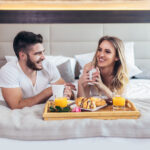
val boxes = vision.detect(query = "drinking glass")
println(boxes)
[112,95,125,111]
[54,97,68,108]
[52,84,68,108]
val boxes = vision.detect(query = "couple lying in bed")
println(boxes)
[0,31,129,109]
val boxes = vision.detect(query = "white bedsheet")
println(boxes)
[73,79,150,100]
[126,79,150,99]
[0,79,150,101]
[0,79,150,149]
[1,137,150,150]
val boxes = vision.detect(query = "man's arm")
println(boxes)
[1,87,52,109]
[2,78,66,109]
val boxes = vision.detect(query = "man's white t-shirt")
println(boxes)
[0,60,61,99]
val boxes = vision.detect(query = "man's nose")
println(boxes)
[41,52,45,60]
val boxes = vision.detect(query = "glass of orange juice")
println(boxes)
[112,95,125,110]
[54,97,68,108]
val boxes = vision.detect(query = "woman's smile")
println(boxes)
[99,57,105,63]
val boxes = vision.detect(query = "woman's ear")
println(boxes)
[115,57,119,61]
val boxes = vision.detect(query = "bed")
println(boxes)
[0,79,150,150]
[1,5,150,150]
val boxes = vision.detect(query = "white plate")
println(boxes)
[80,104,107,112]
[67,100,75,105]
[68,99,108,112]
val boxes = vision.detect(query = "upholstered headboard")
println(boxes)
[0,10,150,78]
[0,23,150,65]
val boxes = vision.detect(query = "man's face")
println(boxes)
[26,43,45,71]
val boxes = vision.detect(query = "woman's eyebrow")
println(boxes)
[105,48,111,51]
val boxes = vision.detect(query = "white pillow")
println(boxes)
[75,52,95,68]
[124,42,142,77]
[124,42,135,65]
[134,59,150,79]
[57,59,75,82]
[45,55,76,78]
[126,62,142,77]
[75,42,142,78]
[5,56,17,62]
[5,55,76,79]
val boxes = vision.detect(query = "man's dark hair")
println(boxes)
[13,31,43,58]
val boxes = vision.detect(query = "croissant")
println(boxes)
[75,97,106,109]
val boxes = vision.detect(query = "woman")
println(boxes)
[78,36,129,99]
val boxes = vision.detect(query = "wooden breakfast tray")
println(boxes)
[43,100,140,120]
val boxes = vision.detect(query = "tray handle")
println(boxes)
[126,100,137,111]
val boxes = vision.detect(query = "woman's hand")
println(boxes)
[78,62,98,97]
[78,72,90,87]
[89,67,102,83]
[83,62,93,74]
[92,67,104,88]
[78,62,94,87]
[92,68,113,98]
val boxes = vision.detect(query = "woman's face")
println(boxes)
[96,40,118,68]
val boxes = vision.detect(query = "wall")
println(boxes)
[0,23,150,70]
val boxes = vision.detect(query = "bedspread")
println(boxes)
[0,79,150,140]
[0,97,150,141]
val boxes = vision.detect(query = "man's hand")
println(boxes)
[65,82,76,91]
[64,86,72,100]
[64,83,76,100]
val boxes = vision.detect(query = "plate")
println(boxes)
[80,104,107,112]
[69,102,107,112]
[67,100,75,105]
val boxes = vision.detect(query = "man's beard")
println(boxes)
[26,54,43,71]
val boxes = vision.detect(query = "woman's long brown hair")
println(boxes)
[92,36,129,95]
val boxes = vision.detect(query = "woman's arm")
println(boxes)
[95,83,113,98]
[92,67,113,98]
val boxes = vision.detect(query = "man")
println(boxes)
[0,31,73,109]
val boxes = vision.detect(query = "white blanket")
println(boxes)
[0,79,150,140]
[0,98,150,141]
